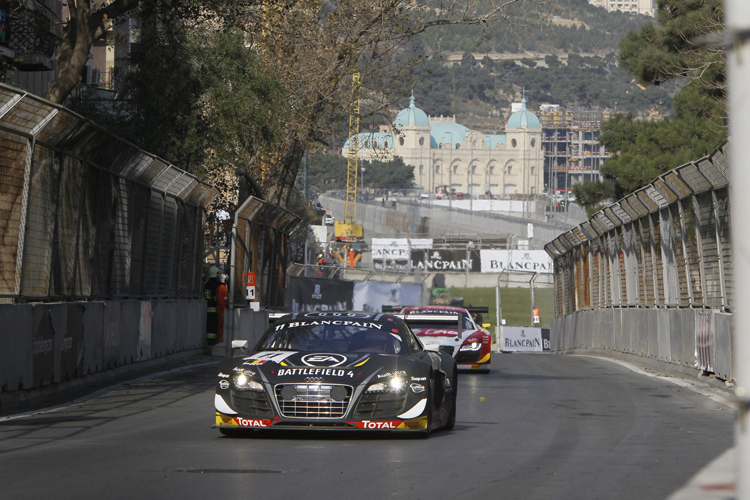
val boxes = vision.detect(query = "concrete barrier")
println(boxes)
[551,308,731,381]
[0,299,208,415]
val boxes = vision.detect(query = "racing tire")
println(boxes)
[420,376,433,438]
[444,372,458,431]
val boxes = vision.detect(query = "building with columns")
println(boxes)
[342,92,544,197]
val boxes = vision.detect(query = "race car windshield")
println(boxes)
[259,322,404,354]
[407,316,474,333]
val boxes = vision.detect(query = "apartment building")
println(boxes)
[588,0,655,16]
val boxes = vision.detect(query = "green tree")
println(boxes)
[363,158,415,189]
[0,0,245,104]
[574,0,725,213]
[84,21,287,211]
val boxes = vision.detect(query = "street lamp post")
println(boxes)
[446,132,453,208]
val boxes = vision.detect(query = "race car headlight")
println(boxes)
[460,341,481,352]
[366,377,406,393]
[233,374,263,391]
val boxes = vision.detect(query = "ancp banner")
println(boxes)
[372,238,432,271]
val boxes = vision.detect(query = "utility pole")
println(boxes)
[728,1,750,497]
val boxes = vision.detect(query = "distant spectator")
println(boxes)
[203,266,221,345]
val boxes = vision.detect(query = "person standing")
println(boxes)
[203,266,220,345]
[216,273,229,344]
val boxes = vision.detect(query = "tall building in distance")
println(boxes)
[538,105,611,195]
[588,0,655,16]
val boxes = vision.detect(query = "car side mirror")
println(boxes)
[231,340,249,354]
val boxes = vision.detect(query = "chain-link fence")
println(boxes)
[0,84,217,303]
[545,142,731,315]
[230,196,302,309]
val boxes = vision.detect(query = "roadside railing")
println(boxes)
[0,84,217,302]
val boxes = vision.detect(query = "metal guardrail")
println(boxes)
[0,84,218,302]
[545,142,731,316]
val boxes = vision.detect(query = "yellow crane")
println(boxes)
[334,72,364,242]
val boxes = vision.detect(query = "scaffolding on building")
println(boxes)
[538,106,611,196]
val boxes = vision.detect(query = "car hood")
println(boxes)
[221,350,427,386]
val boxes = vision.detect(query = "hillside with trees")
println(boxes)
[353,0,674,141]
[572,0,725,216]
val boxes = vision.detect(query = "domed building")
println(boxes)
[342,91,544,197]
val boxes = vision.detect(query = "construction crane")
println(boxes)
[334,72,364,243]
[332,72,364,268]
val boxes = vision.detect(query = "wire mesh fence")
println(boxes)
[545,142,731,316]
[0,84,217,303]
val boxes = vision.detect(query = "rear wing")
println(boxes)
[392,312,462,339]
[268,311,291,323]
[382,305,488,315]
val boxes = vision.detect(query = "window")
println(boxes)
[399,137,405,146]
[419,137,425,146]
[455,143,460,149]
[364,140,370,147]
[511,139,517,148]
[436,165,441,174]
[373,140,378,148]
[531,138,536,148]
[384,140,388,148]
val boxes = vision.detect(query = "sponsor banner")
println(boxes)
[353,281,422,312]
[480,249,554,274]
[541,328,551,351]
[502,327,543,352]
[372,238,433,271]
[288,277,354,312]
[410,249,481,272]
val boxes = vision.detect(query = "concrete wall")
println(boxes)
[319,195,578,249]
[550,308,732,381]
[0,300,206,405]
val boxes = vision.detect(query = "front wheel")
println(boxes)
[420,376,433,438]
[444,372,457,431]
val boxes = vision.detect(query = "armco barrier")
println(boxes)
[546,143,733,381]
[0,299,206,413]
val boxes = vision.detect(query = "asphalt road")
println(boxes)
[0,353,734,500]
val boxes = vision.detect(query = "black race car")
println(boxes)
[214,311,457,436]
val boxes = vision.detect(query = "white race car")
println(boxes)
[396,306,491,373]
